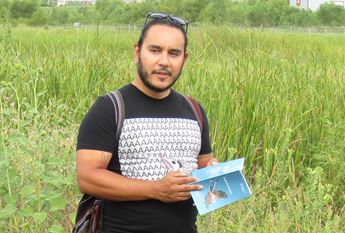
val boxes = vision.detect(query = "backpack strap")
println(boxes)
[184,96,203,133]
[74,90,125,233]
[107,89,125,144]
[95,90,124,231]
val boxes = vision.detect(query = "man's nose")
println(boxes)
[158,52,169,66]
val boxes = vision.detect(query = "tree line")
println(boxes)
[1,0,345,27]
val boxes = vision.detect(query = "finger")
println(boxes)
[175,193,192,200]
[207,158,219,166]
[164,190,195,202]
[177,184,203,192]
[175,176,199,184]
[173,191,193,200]
[169,171,188,177]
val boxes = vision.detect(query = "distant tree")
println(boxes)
[282,8,319,27]
[198,0,227,24]
[179,0,209,23]
[227,2,250,26]
[10,0,40,19]
[317,3,345,26]
[156,0,182,16]
[76,6,97,24]
[265,0,292,26]
[50,7,69,25]
[248,2,268,27]
[29,8,49,25]
[107,4,130,24]
[96,0,123,20]
[6,0,345,28]
[46,6,97,25]
[0,0,11,20]
[128,1,152,23]
[247,0,257,6]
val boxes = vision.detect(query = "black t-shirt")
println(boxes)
[77,84,212,233]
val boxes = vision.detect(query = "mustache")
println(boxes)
[152,69,172,76]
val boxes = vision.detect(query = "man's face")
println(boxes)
[134,24,188,94]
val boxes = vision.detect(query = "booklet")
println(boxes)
[190,158,252,215]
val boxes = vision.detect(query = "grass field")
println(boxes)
[0,25,344,232]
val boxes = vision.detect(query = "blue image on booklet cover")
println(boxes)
[190,158,252,215]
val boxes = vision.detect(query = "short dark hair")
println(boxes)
[137,18,188,52]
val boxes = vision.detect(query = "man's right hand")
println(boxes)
[152,171,203,202]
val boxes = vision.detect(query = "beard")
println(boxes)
[137,57,182,93]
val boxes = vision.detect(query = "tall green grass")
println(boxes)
[0,25,344,232]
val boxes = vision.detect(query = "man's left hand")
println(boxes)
[197,153,218,168]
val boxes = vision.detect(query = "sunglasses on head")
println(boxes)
[144,12,189,33]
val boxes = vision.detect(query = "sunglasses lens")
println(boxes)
[171,16,187,26]
[149,13,167,19]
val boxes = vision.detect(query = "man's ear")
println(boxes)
[183,52,189,63]
[134,44,140,64]
[181,52,189,68]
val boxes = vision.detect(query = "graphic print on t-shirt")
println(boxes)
[118,118,201,181]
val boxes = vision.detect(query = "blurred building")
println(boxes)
[289,0,345,11]
[57,0,96,6]
[57,0,143,6]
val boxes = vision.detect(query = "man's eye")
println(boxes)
[170,52,179,57]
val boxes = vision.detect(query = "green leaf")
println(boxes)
[21,186,36,197]
[49,196,67,211]
[44,175,65,188]
[0,202,16,219]
[21,207,35,217]
[32,212,47,224]
[0,187,7,196]
[44,192,62,201]
[3,193,18,206]
[48,225,65,233]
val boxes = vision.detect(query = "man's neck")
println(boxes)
[131,77,170,99]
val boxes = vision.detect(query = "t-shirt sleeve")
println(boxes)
[199,104,212,155]
[77,96,116,153]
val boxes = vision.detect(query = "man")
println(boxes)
[76,12,217,233]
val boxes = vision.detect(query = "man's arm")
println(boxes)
[197,153,219,168]
[76,149,203,202]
